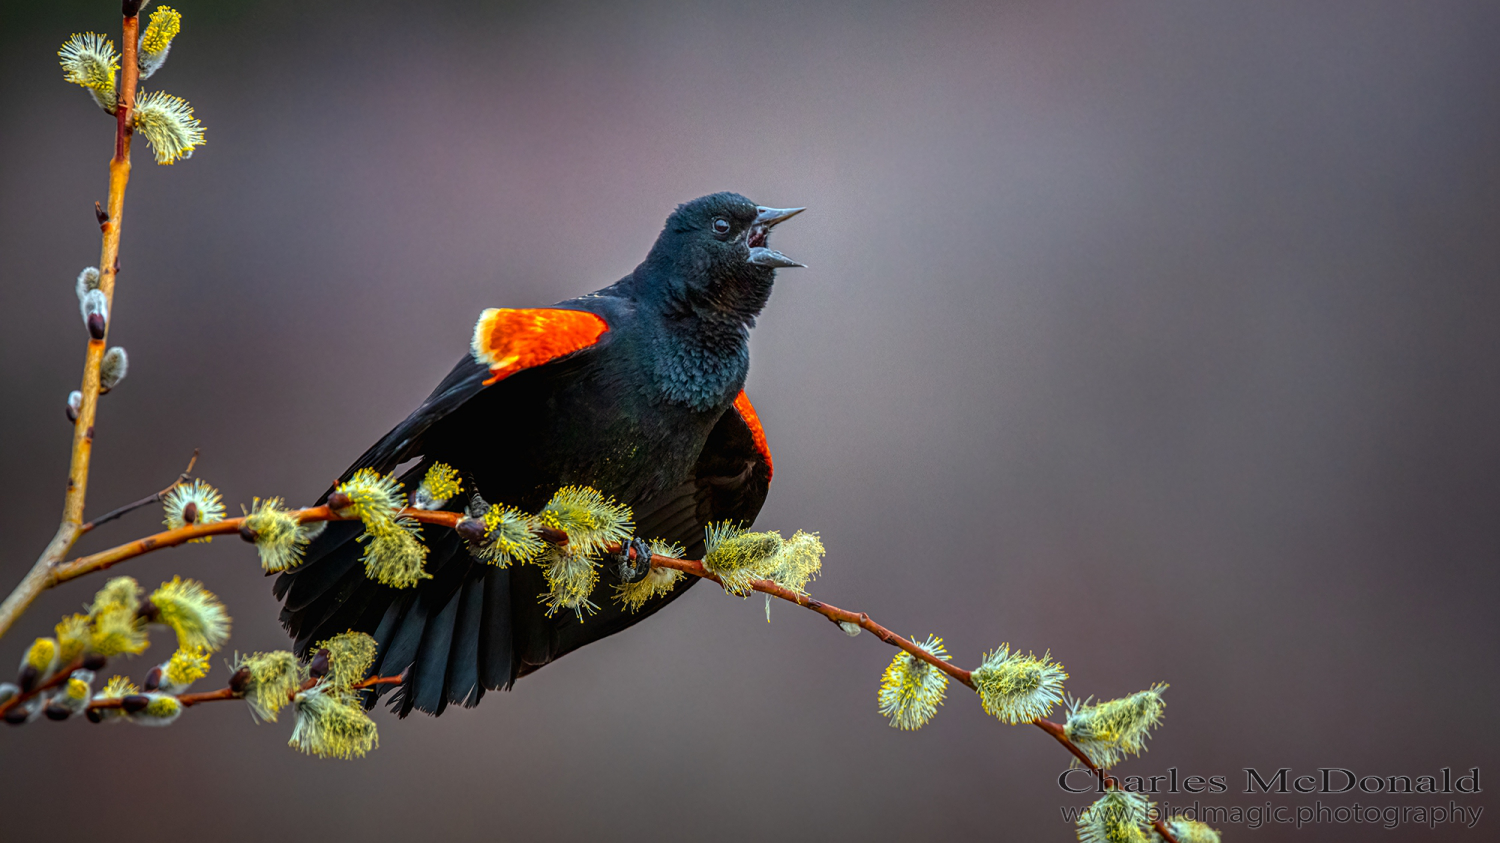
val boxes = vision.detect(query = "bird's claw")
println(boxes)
[616,537,654,584]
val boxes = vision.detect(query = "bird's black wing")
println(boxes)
[523,391,774,674]
[338,357,493,482]
[273,303,619,716]
[323,300,616,486]
[274,359,772,714]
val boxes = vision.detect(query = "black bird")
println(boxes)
[274,193,803,716]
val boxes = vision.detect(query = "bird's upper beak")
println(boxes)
[755,206,805,227]
[747,205,806,268]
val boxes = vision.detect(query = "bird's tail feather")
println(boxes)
[276,508,515,716]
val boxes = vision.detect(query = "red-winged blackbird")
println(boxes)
[275,193,803,716]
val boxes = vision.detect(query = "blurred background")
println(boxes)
[1,1,1496,840]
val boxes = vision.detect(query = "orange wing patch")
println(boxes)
[733,390,773,482]
[471,308,609,386]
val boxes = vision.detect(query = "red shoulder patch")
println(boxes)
[733,390,773,482]
[471,308,609,386]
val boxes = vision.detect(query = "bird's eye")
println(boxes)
[712,218,731,235]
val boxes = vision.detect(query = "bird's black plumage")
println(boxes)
[274,193,799,716]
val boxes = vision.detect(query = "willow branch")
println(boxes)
[33,509,1177,839]
[85,672,406,712]
[0,5,142,642]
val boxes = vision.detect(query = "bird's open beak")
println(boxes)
[747,205,806,268]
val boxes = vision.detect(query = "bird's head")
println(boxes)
[637,192,804,323]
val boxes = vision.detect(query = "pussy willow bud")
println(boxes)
[5,700,40,725]
[75,266,101,299]
[162,479,225,541]
[307,649,330,680]
[360,516,430,589]
[289,685,378,759]
[80,289,108,339]
[971,645,1067,724]
[228,666,251,693]
[155,647,210,694]
[539,486,633,557]
[47,670,95,720]
[100,346,128,392]
[66,391,83,423]
[149,576,230,651]
[1077,790,1155,843]
[58,33,119,114]
[412,462,462,510]
[334,470,431,587]
[137,6,181,79]
[90,675,139,723]
[55,614,91,665]
[19,637,58,691]
[318,632,377,689]
[242,497,317,572]
[539,548,601,620]
[702,523,779,596]
[132,90,205,165]
[470,504,544,568]
[1064,685,1169,769]
[128,693,183,727]
[877,635,951,731]
[233,651,304,723]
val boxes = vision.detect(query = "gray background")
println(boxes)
[1,1,1496,840]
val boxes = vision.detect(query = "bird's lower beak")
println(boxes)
[747,205,806,268]
[747,247,804,268]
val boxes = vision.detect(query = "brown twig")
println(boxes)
[644,552,976,685]
[85,672,406,712]
[0,5,144,642]
[80,449,199,534]
[49,506,462,585]
[0,658,88,719]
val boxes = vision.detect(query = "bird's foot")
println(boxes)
[615,537,654,584]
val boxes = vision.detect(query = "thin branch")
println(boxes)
[80,449,199,534]
[49,506,463,585]
[647,552,976,686]
[0,5,144,642]
[85,672,406,712]
[0,657,88,720]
